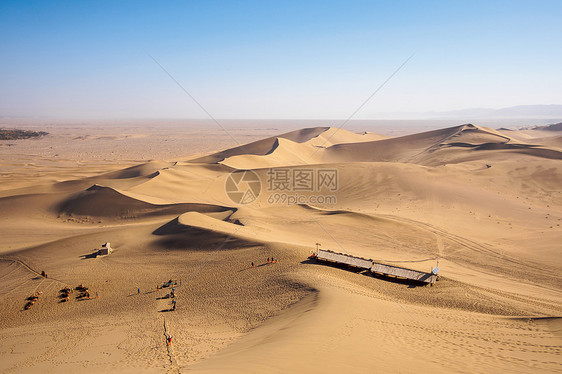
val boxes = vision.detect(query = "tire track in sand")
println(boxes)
[0,255,69,285]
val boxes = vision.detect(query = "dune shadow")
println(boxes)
[301,258,365,274]
[444,142,562,160]
[152,231,259,251]
[152,218,261,250]
[510,316,562,322]
[57,185,228,220]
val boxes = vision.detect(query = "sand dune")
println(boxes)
[56,184,229,220]
[1,123,560,373]
[319,124,552,165]
[190,127,331,164]
[193,127,386,167]
[98,160,176,180]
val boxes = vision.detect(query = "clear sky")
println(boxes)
[1,0,561,120]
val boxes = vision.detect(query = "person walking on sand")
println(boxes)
[251,262,255,268]
[137,288,140,294]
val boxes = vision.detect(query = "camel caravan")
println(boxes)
[58,284,91,303]
[23,291,42,310]
[59,284,92,302]
[59,287,73,302]
[23,284,96,311]
[75,284,91,300]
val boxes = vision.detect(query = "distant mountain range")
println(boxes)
[377,105,562,119]
[433,105,562,118]
[543,122,562,131]
[498,122,562,132]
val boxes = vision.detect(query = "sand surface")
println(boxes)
[0,121,560,373]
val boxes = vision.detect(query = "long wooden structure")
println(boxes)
[370,262,437,284]
[316,249,372,269]
[314,249,438,284]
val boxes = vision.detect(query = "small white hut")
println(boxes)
[98,242,112,256]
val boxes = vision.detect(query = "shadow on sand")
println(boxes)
[301,258,430,288]
[80,251,99,260]
[237,261,278,272]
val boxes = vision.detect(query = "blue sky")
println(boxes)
[1,0,561,119]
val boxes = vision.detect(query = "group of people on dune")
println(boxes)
[251,257,278,268]
[156,279,179,311]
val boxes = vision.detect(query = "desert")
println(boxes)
[2,1,562,372]
[0,120,560,373]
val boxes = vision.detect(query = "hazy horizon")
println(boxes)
[1,117,558,138]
